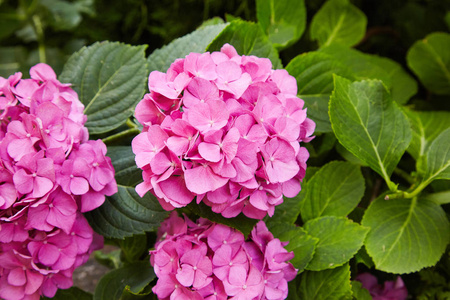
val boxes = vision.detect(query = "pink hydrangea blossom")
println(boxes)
[150,213,297,300]
[356,273,408,300]
[132,44,314,219]
[0,63,118,299]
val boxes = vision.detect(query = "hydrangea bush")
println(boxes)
[1,0,450,299]
[0,64,117,299]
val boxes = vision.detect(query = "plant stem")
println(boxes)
[385,177,398,193]
[101,128,140,145]
[126,119,138,129]
[32,15,46,63]
[384,178,432,200]
[393,167,415,185]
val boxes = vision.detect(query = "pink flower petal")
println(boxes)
[198,143,221,162]
[185,164,228,194]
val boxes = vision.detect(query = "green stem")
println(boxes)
[101,128,140,145]
[25,0,39,16]
[126,119,138,129]
[32,15,46,63]
[385,177,398,193]
[384,178,432,200]
[203,0,209,20]
[393,167,415,185]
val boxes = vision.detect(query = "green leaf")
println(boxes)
[94,249,122,269]
[106,146,142,187]
[185,201,258,237]
[43,287,92,300]
[40,0,83,30]
[407,32,450,95]
[404,109,450,161]
[320,45,418,104]
[354,246,374,269]
[256,0,306,48]
[329,76,412,188]
[116,234,148,263]
[268,222,319,273]
[148,23,228,73]
[362,197,450,273]
[285,51,356,132]
[199,17,225,28]
[207,20,282,68]
[85,186,168,239]
[336,142,368,166]
[267,166,319,225]
[424,190,450,205]
[418,128,450,184]
[310,0,367,48]
[299,263,352,299]
[121,284,153,300]
[59,42,148,134]
[351,281,372,300]
[94,261,155,300]
[286,279,301,300]
[301,161,365,222]
[303,216,369,271]
[85,144,168,239]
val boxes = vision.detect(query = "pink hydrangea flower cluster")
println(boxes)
[0,64,117,300]
[132,44,314,219]
[151,213,297,300]
[356,273,408,300]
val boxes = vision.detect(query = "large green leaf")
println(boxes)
[403,109,450,161]
[303,216,369,271]
[256,0,306,48]
[351,281,372,300]
[362,197,450,273]
[407,32,450,95]
[94,261,155,300]
[424,190,450,205]
[207,20,282,68]
[85,146,168,239]
[86,146,168,239]
[148,23,228,73]
[286,280,301,300]
[285,51,356,132]
[59,42,148,134]
[298,263,352,300]
[85,186,168,239]
[115,234,148,263]
[267,166,319,225]
[310,0,367,48]
[418,128,450,183]
[268,223,319,273]
[40,0,94,31]
[43,287,92,300]
[320,44,418,104]
[329,76,411,188]
[106,146,142,187]
[301,161,365,222]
